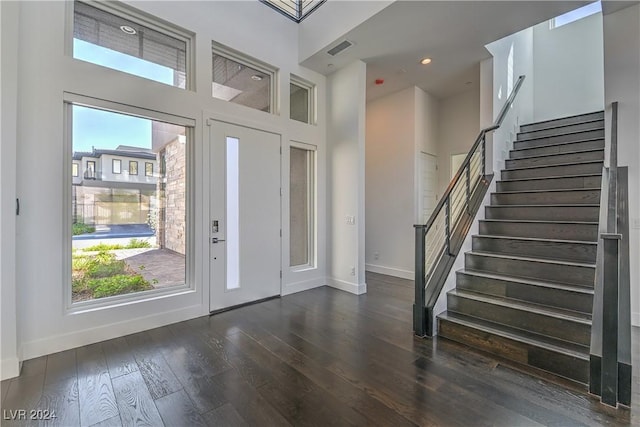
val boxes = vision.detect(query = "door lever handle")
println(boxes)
[212,238,226,244]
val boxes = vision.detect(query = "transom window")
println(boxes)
[72,1,192,89]
[212,43,277,114]
[290,75,315,124]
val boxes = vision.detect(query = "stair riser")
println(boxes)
[501,162,603,180]
[485,205,599,222]
[472,236,597,263]
[496,175,601,191]
[520,112,604,133]
[465,253,595,287]
[447,294,591,345]
[491,190,600,205]
[506,150,603,169]
[438,319,589,383]
[479,221,598,241]
[510,139,604,159]
[517,120,604,140]
[514,129,604,149]
[456,272,593,313]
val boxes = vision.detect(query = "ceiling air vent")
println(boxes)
[327,40,353,56]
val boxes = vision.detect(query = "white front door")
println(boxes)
[209,120,281,312]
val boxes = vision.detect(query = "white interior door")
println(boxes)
[209,120,281,312]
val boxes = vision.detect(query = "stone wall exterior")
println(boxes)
[158,138,186,255]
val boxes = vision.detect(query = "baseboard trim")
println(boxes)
[282,277,325,296]
[365,264,413,280]
[21,305,203,361]
[1,357,20,381]
[327,278,367,295]
[633,312,640,327]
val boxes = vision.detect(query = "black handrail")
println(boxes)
[421,76,524,233]
[590,102,632,407]
[414,75,525,337]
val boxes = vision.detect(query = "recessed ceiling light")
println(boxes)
[120,25,137,35]
[251,75,263,81]
[420,57,432,65]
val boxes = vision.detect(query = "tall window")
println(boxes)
[290,143,316,268]
[72,1,192,89]
[212,43,277,113]
[69,103,189,304]
[145,162,154,177]
[129,161,138,175]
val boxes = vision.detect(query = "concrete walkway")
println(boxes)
[116,248,185,289]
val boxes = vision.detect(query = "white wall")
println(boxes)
[327,60,367,294]
[1,0,21,380]
[533,12,604,122]
[298,1,393,62]
[486,27,534,174]
[365,87,416,278]
[2,0,328,377]
[437,88,481,194]
[415,87,440,158]
[603,4,640,326]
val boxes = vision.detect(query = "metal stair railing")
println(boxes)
[414,75,526,337]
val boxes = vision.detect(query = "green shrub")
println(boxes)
[87,274,152,298]
[72,223,95,235]
[126,238,151,249]
[81,238,152,252]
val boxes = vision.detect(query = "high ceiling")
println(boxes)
[301,1,596,101]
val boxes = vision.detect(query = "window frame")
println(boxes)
[290,74,316,125]
[68,1,196,91]
[72,163,79,177]
[289,141,317,270]
[112,158,122,174]
[211,41,279,115]
[86,160,96,179]
[145,162,154,177]
[63,93,196,311]
[129,160,138,176]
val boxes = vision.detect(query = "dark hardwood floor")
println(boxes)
[1,272,638,426]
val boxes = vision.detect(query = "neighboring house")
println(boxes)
[71,146,159,226]
[72,146,158,187]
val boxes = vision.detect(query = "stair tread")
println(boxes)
[449,288,592,323]
[468,250,595,268]
[498,173,602,183]
[505,160,603,172]
[512,138,604,154]
[474,234,597,246]
[516,127,604,143]
[438,311,590,359]
[492,187,600,195]
[520,111,604,129]
[481,218,598,225]
[507,148,604,162]
[459,269,594,295]
[517,118,604,135]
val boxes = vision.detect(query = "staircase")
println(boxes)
[437,111,605,385]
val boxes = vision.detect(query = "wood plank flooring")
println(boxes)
[1,272,638,426]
